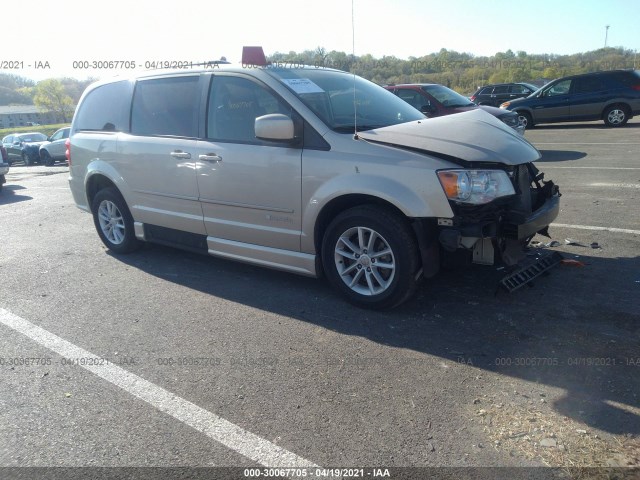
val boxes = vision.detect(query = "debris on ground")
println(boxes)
[565,238,588,247]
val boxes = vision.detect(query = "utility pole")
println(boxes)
[604,25,610,48]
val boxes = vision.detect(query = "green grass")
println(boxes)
[0,123,70,138]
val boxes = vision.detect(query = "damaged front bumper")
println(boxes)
[435,163,561,267]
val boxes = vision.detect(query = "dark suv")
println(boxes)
[471,83,538,107]
[500,70,640,128]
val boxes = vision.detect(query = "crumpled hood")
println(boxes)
[359,109,540,165]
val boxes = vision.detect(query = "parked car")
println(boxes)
[384,84,524,135]
[1,132,49,165]
[68,58,560,309]
[39,127,71,166]
[500,70,640,128]
[0,146,9,192]
[470,82,539,107]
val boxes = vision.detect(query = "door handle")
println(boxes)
[199,154,222,163]
[170,150,191,159]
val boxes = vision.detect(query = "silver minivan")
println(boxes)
[68,63,560,309]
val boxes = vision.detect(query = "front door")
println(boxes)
[195,74,302,251]
[533,79,572,123]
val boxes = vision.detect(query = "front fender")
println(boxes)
[301,172,453,252]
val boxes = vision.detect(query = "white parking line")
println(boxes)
[552,224,640,235]
[588,183,640,188]
[535,143,640,145]
[0,308,318,469]
[541,167,640,170]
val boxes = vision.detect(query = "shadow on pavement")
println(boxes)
[538,150,587,162]
[108,244,640,436]
[0,185,32,205]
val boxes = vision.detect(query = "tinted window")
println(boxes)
[207,76,292,143]
[480,87,493,95]
[131,76,200,137]
[573,77,606,94]
[18,133,47,142]
[75,80,131,132]
[509,85,529,94]
[492,86,509,94]
[608,71,640,87]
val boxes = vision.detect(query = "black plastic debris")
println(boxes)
[565,238,587,247]
[590,242,602,249]
[499,252,564,293]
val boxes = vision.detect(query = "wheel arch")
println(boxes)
[86,173,119,211]
[601,102,632,120]
[313,194,409,257]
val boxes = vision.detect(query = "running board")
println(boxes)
[499,252,563,293]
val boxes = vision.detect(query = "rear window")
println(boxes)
[74,80,131,132]
[607,71,640,88]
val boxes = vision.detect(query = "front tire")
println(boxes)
[91,187,141,254]
[321,205,420,309]
[603,105,628,127]
[517,111,533,129]
[41,150,54,166]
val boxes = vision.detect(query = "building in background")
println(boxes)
[0,106,63,129]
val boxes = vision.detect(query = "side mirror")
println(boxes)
[420,101,437,115]
[255,114,295,142]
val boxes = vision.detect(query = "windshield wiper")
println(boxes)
[333,124,384,133]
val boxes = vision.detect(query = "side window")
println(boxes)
[492,86,509,94]
[480,87,493,95]
[396,89,425,109]
[509,85,528,94]
[573,77,606,94]
[131,76,200,137]
[207,76,291,143]
[546,79,571,97]
[62,128,70,139]
[51,130,63,141]
[74,80,131,132]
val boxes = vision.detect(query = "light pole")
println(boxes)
[604,25,610,48]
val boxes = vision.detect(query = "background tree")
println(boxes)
[33,79,75,122]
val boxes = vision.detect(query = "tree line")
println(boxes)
[269,46,638,93]
[0,46,636,122]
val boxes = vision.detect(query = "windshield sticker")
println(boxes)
[281,78,324,94]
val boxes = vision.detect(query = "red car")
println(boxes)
[384,83,525,135]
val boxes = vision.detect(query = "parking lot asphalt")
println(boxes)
[0,119,638,478]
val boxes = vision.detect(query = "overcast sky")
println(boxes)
[6,0,640,81]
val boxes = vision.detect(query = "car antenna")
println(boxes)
[352,0,359,140]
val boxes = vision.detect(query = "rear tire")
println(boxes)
[91,187,141,254]
[321,205,421,309]
[22,152,32,166]
[603,105,628,127]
